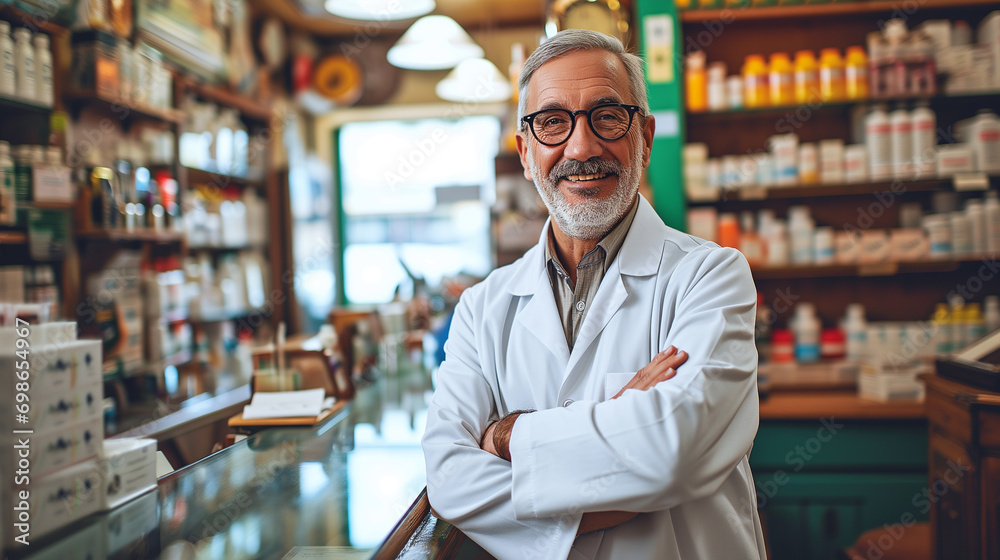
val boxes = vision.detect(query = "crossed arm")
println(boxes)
[479,346,690,534]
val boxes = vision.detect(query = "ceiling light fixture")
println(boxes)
[387,15,484,70]
[435,58,512,103]
[324,0,435,21]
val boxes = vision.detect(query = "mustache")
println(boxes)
[548,158,625,182]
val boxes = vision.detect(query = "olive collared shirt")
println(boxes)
[544,198,639,350]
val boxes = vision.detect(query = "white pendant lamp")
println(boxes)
[324,0,435,21]
[436,58,512,103]
[387,15,484,70]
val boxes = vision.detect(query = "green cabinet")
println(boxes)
[752,420,929,560]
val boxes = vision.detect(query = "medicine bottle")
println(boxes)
[742,54,768,109]
[0,21,15,97]
[844,46,869,100]
[818,48,845,102]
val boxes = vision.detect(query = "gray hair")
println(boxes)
[517,30,649,131]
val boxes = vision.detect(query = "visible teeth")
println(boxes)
[566,173,607,181]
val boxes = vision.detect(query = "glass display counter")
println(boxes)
[8,375,456,560]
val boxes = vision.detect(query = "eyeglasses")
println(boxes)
[521,103,643,146]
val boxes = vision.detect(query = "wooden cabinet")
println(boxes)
[923,374,1000,560]
[753,392,928,559]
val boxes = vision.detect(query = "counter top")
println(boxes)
[759,390,926,420]
[10,375,446,560]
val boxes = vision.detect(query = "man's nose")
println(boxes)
[562,114,603,161]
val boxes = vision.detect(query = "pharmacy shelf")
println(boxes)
[0,5,68,34]
[179,78,272,122]
[685,91,1000,121]
[0,231,27,244]
[750,256,995,279]
[187,242,266,252]
[689,178,959,205]
[680,0,999,23]
[63,90,184,124]
[184,166,266,188]
[189,307,267,323]
[76,228,185,244]
[0,94,52,114]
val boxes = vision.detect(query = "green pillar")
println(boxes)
[636,1,686,232]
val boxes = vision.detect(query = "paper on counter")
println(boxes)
[241,388,329,420]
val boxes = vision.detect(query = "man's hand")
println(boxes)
[480,411,529,460]
[612,346,688,399]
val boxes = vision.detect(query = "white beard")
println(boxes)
[527,137,644,240]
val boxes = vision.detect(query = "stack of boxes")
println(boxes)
[0,318,158,549]
[0,321,105,547]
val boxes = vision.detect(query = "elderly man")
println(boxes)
[421,29,766,559]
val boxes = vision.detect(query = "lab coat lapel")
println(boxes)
[509,225,571,366]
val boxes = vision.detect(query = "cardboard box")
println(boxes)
[858,230,891,264]
[0,459,104,548]
[937,144,975,177]
[890,229,930,261]
[2,417,104,480]
[99,438,157,511]
[835,231,860,264]
[0,382,102,433]
[0,338,102,395]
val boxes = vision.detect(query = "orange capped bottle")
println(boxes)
[685,50,708,112]
[793,50,819,105]
[845,46,869,100]
[718,213,742,249]
[768,52,794,107]
[819,48,846,102]
[742,54,769,108]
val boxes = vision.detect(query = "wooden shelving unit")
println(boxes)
[686,91,1000,122]
[680,0,1000,22]
[184,166,266,189]
[0,94,52,114]
[75,228,185,243]
[0,231,28,244]
[178,77,273,122]
[749,256,991,279]
[689,178,965,205]
[64,90,185,124]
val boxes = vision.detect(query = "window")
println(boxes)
[337,116,500,304]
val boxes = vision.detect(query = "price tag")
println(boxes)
[32,165,73,203]
[953,172,989,191]
[739,186,768,200]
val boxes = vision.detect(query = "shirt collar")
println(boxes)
[543,195,640,275]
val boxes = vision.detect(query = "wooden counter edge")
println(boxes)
[759,390,926,420]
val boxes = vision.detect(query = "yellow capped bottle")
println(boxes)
[793,50,819,105]
[819,48,846,102]
[742,54,769,108]
[768,52,794,107]
[845,46,869,100]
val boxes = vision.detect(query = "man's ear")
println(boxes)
[641,114,656,167]
[515,132,533,182]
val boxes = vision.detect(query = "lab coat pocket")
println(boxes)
[604,372,637,401]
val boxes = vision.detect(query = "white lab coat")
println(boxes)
[422,196,767,560]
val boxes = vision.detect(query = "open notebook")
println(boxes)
[242,388,335,420]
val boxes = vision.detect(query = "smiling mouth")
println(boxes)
[563,172,614,182]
